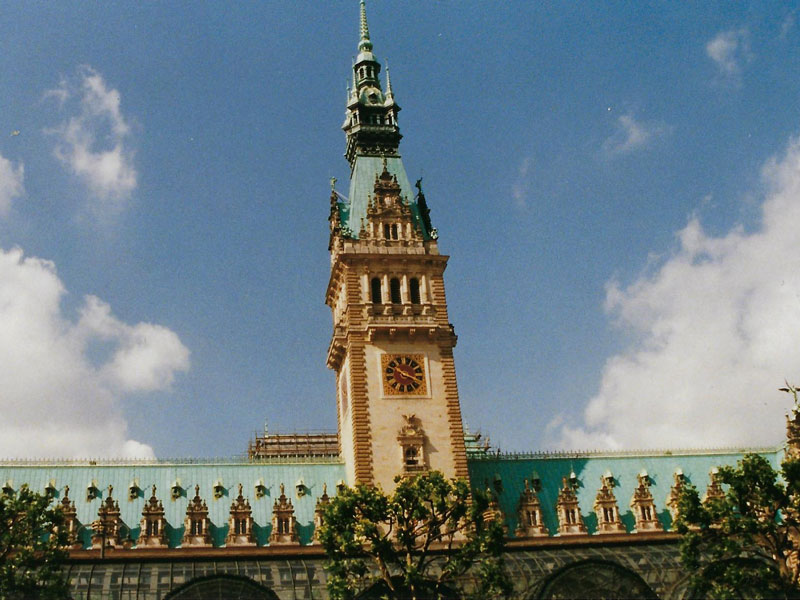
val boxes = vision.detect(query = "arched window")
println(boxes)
[371,278,382,304]
[278,518,289,535]
[390,278,401,304]
[539,560,658,599]
[409,278,421,304]
[165,575,280,600]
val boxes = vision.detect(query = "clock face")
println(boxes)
[381,354,427,396]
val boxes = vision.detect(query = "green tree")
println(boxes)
[675,385,800,599]
[318,471,510,600]
[0,484,70,599]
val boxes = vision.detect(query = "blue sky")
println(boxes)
[0,2,798,458]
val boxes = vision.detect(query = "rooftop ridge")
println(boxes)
[468,445,783,460]
[0,455,344,467]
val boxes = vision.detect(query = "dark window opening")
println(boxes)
[390,278,401,304]
[278,518,289,535]
[391,224,398,239]
[409,278,421,304]
[384,224,391,239]
[371,278,382,304]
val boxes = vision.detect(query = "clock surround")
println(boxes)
[381,353,428,396]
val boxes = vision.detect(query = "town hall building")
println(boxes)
[0,3,789,598]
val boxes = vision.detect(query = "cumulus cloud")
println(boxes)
[706,29,751,81]
[0,247,190,458]
[602,114,668,157]
[0,153,24,216]
[46,66,137,211]
[557,134,800,450]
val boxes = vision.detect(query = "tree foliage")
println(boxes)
[676,385,800,599]
[0,484,70,599]
[318,471,510,600]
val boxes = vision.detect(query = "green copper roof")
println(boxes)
[341,155,432,239]
[469,447,783,536]
[0,460,345,547]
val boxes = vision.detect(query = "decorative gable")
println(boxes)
[630,472,663,532]
[92,485,125,549]
[139,485,167,548]
[183,484,211,547]
[312,483,331,544]
[227,484,255,547]
[270,483,299,545]
[593,474,626,534]
[556,477,587,536]
[515,479,548,538]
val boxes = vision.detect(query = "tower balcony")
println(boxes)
[365,302,436,322]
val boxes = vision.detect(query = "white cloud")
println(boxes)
[0,247,189,459]
[557,133,800,450]
[0,154,24,216]
[706,29,750,81]
[46,66,137,211]
[511,157,532,209]
[602,114,668,157]
[780,12,796,40]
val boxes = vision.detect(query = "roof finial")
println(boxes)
[358,0,373,52]
[385,60,393,98]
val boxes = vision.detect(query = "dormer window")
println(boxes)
[213,480,225,499]
[128,480,140,501]
[255,479,267,499]
[409,278,421,304]
[390,278,401,304]
[86,480,99,501]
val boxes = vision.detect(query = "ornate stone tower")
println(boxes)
[326,1,469,490]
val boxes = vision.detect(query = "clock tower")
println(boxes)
[326,1,469,490]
